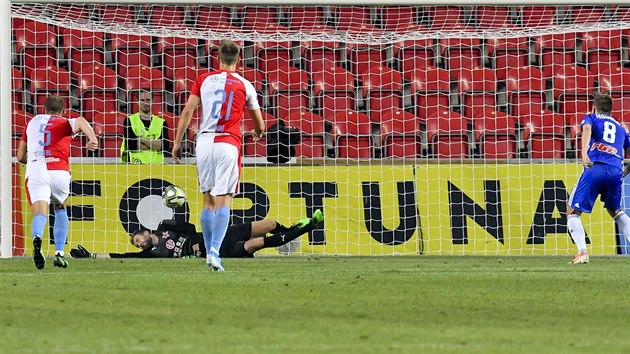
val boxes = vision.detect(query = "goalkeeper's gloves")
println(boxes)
[70,245,96,259]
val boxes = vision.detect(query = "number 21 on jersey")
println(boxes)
[210,89,235,121]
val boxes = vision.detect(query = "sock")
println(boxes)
[53,209,69,256]
[567,214,587,253]
[200,208,215,256]
[210,206,230,255]
[32,213,47,240]
[264,219,314,248]
[614,211,630,243]
[270,222,291,234]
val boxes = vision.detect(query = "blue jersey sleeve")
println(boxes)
[581,114,594,127]
[624,130,630,151]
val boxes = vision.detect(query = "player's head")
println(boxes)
[593,94,613,115]
[138,89,152,114]
[218,39,240,68]
[45,95,64,115]
[131,229,154,250]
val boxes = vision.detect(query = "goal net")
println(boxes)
[5,2,630,257]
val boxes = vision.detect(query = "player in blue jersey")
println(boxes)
[567,94,630,264]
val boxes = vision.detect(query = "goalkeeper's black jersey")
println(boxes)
[150,230,200,258]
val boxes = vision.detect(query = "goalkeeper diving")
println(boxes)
[71,210,324,259]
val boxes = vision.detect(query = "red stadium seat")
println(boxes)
[581,30,623,76]
[457,67,497,118]
[570,5,606,24]
[552,65,594,116]
[361,66,404,121]
[487,37,530,80]
[158,36,199,80]
[288,6,326,29]
[110,32,152,77]
[300,27,343,72]
[241,6,281,29]
[534,33,578,78]
[13,21,57,77]
[195,6,231,30]
[519,6,556,27]
[29,66,71,115]
[425,6,465,30]
[379,6,418,31]
[241,110,277,157]
[333,111,373,159]
[12,6,45,29]
[346,42,385,77]
[155,110,177,142]
[148,5,187,28]
[78,64,119,121]
[393,39,436,76]
[440,36,483,72]
[408,66,451,120]
[426,109,469,158]
[173,67,200,113]
[474,6,512,29]
[312,66,355,119]
[92,111,126,136]
[249,24,293,73]
[125,66,165,114]
[521,110,565,159]
[599,67,630,115]
[379,110,422,158]
[615,6,630,21]
[286,110,327,158]
[473,108,518,159]
[335,6,372,31]
[267,68,310,119]
[95,4,136,23]
[12,110,33,136]
[12,68,24,111]
[505,66,547,117]
[54,4,90,23]
[61,28,106,76]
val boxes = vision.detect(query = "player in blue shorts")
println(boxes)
[567,94,630,264]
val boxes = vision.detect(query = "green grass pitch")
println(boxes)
[2,256,630,353]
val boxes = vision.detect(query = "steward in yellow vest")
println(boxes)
[121,112,166,164]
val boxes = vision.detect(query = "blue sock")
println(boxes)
[32,213,47,240]
[53,209,69,255]
[200,208,215,255]
[210,206,230,255]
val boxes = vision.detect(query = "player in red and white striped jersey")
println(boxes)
[16,95,98,270]
[172,40,265,271]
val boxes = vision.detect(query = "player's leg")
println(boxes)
[195,139,217,264]
[602,167,630,243]
[50,171,71,268]
[566,168,598,264]
[200,192,215,256]
[207,143,240,271]
[26,176,51,270]
[250,219,280,238]
[260,209,324,249]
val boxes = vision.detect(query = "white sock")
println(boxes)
[567,214,587,253]
[614,211,630,243]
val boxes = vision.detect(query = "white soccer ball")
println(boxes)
[162,185,186,208]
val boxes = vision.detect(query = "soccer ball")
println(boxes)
[162,185,186,208]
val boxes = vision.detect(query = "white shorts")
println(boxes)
[196,139,240,195]
[25,170,71,205]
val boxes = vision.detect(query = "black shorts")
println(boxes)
[219,223,254,258]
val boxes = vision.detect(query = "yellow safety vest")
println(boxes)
[120,113,165,164]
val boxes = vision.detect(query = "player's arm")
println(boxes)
[16,140,27,164]
[248,109,265,141]
[581,123,592,168]
[172,94,200,162]
[74,117,98,151]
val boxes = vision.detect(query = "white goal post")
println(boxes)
[3,0,630,258]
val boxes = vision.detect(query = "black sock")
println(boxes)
[263,220,314,248]
[271,222,291,234]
